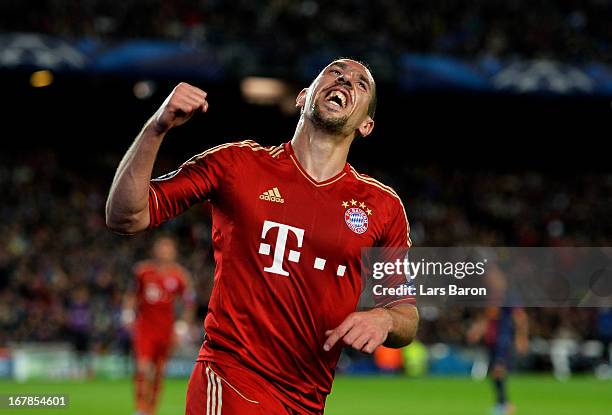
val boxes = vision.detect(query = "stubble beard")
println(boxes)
[309,100,349,135]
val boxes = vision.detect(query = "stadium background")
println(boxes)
[1,1,612,414]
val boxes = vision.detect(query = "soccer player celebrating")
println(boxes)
[107,58,419,414]
[122,236,195,415]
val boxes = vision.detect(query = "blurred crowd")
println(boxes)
[1,0,611,71]
[1,151,611,358]
[0,152,215,353]
[371,165,612,348]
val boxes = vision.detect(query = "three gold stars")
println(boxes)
[341,200,373,215]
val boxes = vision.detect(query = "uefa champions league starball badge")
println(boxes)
[342,199,371,234]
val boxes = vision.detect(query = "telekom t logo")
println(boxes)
[258,220,347,277]
[258,220,304,276]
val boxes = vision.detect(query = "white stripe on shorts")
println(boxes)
[206,365,223,415]
[206,366,211,415]
[215,371,222,415]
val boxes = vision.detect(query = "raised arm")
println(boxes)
[105,83,208,234]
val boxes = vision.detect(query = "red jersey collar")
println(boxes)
[284,141,351,187]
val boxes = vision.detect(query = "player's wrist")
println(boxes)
[145,117,171,137]
[372,307,394,334]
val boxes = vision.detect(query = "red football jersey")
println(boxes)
[133,261,188,337]
[148,140,413,413]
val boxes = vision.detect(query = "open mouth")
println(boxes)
[324,89,349,108]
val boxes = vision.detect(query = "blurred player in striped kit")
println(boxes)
[469,307,529,415]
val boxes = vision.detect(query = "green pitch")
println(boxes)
[0,375,609,415]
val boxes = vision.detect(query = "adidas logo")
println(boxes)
[259,187,284,204]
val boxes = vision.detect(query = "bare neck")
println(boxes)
[290,118,353,182]
[153,259,174,268]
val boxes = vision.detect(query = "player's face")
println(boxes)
[153,238,177,262]
[299,59,375,138]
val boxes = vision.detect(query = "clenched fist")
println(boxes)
[151,82,208,134]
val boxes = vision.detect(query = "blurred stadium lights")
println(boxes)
[0,33,86,70]
[29,70,53,88]
[133,80,156,100]
[240,76,295,110]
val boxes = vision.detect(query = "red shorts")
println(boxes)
[186,361,303,415]
[133,328,172,364]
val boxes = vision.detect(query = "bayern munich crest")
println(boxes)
[344,207,369,234]
[342,199,372,234]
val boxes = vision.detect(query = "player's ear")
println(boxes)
[357,116,374,139]
[296,88,308,109]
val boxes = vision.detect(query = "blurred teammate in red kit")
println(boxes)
[123,236,194,415]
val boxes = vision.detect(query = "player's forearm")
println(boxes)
[181,303,196,324]
[383,303,419,348]
[106,119,166,233]
[121,294,136,326]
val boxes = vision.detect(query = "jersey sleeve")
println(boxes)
[380,197,411,248]
[148,143,237,228]
[374,197,415,308]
